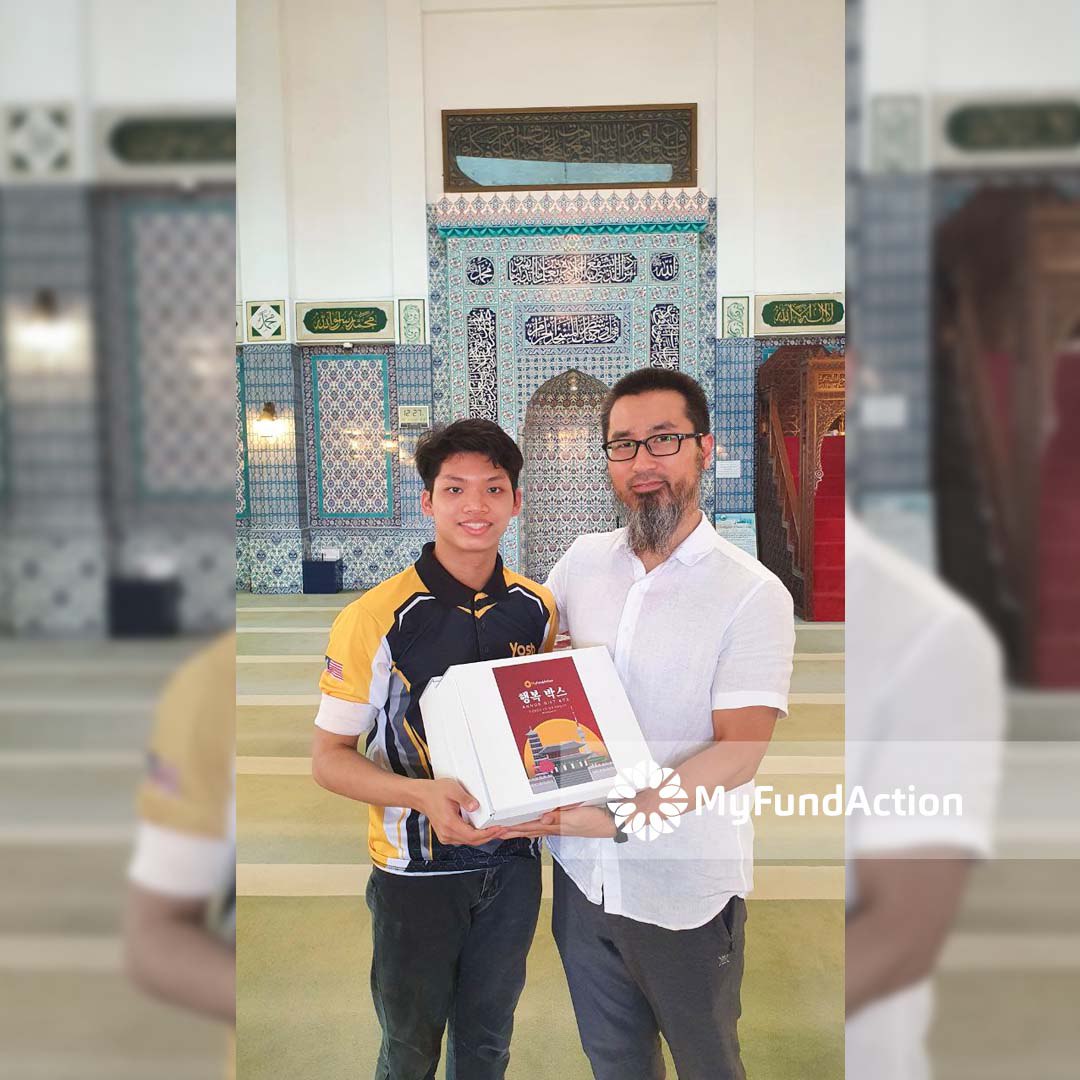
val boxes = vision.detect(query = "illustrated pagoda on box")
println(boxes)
[525,721,617,793]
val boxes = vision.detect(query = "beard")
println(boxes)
[620,460,702,557]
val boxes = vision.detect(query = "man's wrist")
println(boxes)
[603,805,627,842]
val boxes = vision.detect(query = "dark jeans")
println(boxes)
[552,860,747,1080]
[365,858,542,1080]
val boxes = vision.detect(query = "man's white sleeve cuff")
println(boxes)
[711,691,789,719]
[852,822,994,860]
[314,693,378,736]
[128,822,231,898]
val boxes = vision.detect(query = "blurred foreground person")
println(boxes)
[124,634,236,1074]
[845,508,1004,1079]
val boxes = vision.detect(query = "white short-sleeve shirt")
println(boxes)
[545,510,795,930]
[845,509,1004,1080]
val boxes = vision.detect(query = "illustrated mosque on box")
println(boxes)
[525,722,617,792]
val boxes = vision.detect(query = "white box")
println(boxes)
[420,647,650,828]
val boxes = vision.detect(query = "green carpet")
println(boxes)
[237,896,843,1079]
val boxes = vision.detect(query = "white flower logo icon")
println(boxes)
[607,758,689,842]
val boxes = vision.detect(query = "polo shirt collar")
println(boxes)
[415,542,507,607]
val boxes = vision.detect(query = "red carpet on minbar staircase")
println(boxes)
[785,435,845,622]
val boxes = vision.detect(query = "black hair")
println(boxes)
[600,368,710,441]
[414,418,524,492]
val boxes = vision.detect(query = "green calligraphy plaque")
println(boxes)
[296,301,396,343]
[760,299,845,329]
[946,101,1080,152]
[108,118,235,164]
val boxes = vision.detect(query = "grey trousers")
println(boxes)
[551,860,747,1080]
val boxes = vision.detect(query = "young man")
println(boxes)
[125,633,237,1076]
[311,419,557,1080]
[501,368,795,1080]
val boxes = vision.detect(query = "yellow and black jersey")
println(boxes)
[129,632,236,915]
[316,542,557,874]
[128,633,236,1078]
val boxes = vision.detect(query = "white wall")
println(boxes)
[714,0,755,300]
[861,0,1080,169]
[0,0,83,101]
[236,0,848,326]
[87,0,235,105]
[0,0,235,184]
[0,0,234,104]
[278,0,394,300]
[752,0,845,294]
[237,0,289,304]
[865,0,1080,96]
[420,2,718,199]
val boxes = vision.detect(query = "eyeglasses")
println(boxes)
[602,432,705,461]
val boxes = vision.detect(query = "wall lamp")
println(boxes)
[254,401,285,438]
[15,287,79,356]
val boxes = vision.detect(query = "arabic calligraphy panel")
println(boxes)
[295,300,396,343]
[467,308,498,420]
[507,252,638,285]
[443,105,697,191]
[754,293,846,335]
[523,312,622,346]
[466,257,494,285]
[649,304,680,367]
[650,252,679,281]
[513,301,635,360]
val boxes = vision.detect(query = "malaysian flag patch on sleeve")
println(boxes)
[325,656,344,680]
[145,751,182,796]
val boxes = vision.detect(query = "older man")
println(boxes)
[501,368,795,1079]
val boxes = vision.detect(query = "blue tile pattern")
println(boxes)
[299,347,400,528]
[308,528,434,590]
[247,525,304,593]
[309,353,394,519]
[235,343,305,594]
[714,337,757,512]
[123,197,236,498]
[242,343,301,522]
[236,526,251,591]
[7,531,107,635]
[94,189,234,629]
[395,344,433,403]
[395,344,433,528]
[236,193,728,593]
[3,190,101,632]
[235,350,251,520]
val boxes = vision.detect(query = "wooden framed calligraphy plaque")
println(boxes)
[442,104,697,191]
[295,300,397,343]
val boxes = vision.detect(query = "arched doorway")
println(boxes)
[521,369,618,583]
